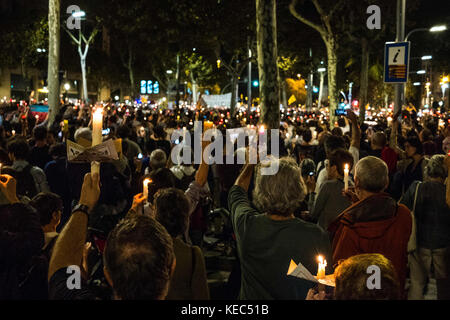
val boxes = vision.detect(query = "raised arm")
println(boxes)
[389,114,407,159]
[346,110,361,150]
[48,173,100,280]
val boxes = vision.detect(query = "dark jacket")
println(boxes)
[328,193,412,291]
[0,203,47,299]
[166,238,209,300]
[401,180,450,250]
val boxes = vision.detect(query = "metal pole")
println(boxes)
[248,37,252,115]
[394,0,406,115]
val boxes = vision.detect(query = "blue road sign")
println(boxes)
[384,42,410,83]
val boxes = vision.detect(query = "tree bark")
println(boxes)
[359,38,369,123]
[256,0,280,130]
[80,55,88,104]
[325,36,338,126]
[47,0,60,128]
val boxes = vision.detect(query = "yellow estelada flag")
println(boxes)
[288,95,296,105]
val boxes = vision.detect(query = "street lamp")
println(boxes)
[405,25,447,41]
[72,11,86,18]
[421,55,432,60]
[430,25,447,32]
[64,83,71,91]
[417,70,426,75]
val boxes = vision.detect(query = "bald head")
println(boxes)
[355,156,388,193]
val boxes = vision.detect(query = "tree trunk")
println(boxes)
[318,71,325,108]
[325,36,338,127]
[129,65,135,100]
[256,0,280,129]
[359,38,369,123]
[81,56,88,104]
[47,0,60,128]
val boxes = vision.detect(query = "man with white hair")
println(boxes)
[328,156,412,295]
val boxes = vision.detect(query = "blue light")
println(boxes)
[153,81,159,94]
[313,86,319,93]
[147,80,153,94]
[140,80,147,94]
[252,80,259,87]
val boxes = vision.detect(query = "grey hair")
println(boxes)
[355,156,388,193]
[252,157,306,216]
[150,149,167,170]
[424,154,447,180]
[74,127,92,143]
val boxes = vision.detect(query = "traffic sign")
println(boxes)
[384,42,410,83]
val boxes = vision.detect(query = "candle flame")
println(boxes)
[344,164,349,171]
[318,255,323,263]
[144,178,152,184]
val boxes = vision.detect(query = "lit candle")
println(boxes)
[0,163,2,174]
[317,255,327,280]
[11,130,15,136]
[143,178,151,202]
[91,107,103,174]
[344,164,349,191]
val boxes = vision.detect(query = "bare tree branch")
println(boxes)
[289,0,325,35]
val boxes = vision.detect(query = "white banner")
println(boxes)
[200,93,232,108]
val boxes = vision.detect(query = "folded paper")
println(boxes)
[67,139,119,163]
[287,259,335,287]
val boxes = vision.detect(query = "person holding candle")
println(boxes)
[228,156,332,299]
[329,156,412,297]
[309,149,354,230]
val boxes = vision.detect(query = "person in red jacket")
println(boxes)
[328,156,412,295]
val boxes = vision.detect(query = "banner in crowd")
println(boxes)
[200,93,232,108]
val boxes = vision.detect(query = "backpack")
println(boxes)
[2,165,39,199]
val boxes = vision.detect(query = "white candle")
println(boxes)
[91,108,103,174]
[143,178,151,202]
[317,255,327,280]
[344,163,349,191]
[11,130,15,136]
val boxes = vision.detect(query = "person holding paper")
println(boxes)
[228,155,332,300]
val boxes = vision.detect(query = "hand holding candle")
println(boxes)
[344,163,349,191]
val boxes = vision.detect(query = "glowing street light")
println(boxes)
[421,55,432,60]
[64,83,71,91]
[413,82,421,86]
[430,25,447,32]
[72,10,86,18]
[417,70,426,75]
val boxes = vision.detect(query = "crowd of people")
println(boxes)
[1,101,450,300]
